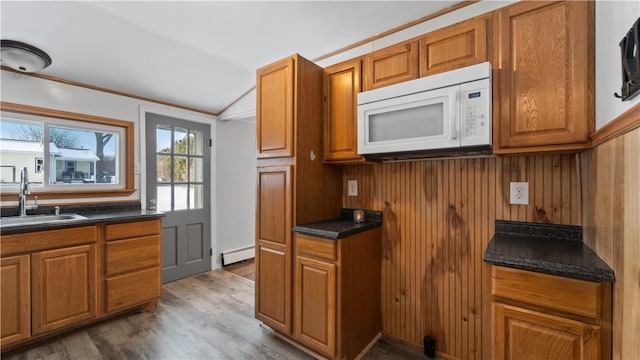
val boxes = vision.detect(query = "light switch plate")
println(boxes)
[510,182,529,205]
[348,180,358,196]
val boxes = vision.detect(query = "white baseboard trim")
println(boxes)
[221,246,254,266]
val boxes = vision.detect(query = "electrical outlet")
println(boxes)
[510,182,529,205]
[348,180,358,196]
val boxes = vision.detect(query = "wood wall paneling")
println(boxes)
[582,126,640,359]
[342,154,581,359]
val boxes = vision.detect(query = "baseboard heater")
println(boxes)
[221,246,255,266]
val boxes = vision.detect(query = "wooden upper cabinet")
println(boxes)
[363,41,418,91]
[1,255,30,347]
[493,1,594,153]
[323,58,364,163]
[419,16,488,77]
[257,56,294,158]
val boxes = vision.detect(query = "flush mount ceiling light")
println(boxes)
[1,40,52,73]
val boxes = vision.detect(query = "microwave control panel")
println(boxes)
[460,79,491,146]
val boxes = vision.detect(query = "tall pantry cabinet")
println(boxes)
[255,54,342,335]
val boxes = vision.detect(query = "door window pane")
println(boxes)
[157,184,172,212]
[189,131,203,155]
[174,156,187,182]
[189,157,203,182]
[190,184,203,209]
[174,184,188,210]
[156,127,172,153]
[157,155,171,182]
[174,128,188,154]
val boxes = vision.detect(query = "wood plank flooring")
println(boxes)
[223,259,255,281]
[4,269,426,360]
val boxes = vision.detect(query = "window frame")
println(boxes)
[0,101,135,201]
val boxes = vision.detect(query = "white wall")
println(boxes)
[595,1,640,129]
[215,118,256,260]
[1,70,217,205]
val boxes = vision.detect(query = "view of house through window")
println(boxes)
[0,114,123,188]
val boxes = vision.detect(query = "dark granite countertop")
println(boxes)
[483,220,614,283]
[292,208,382,240]
[1,202,165,235]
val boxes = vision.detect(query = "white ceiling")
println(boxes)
[1,1,461,116]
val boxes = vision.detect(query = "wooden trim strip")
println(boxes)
[0,189,136,202]
[0,101,136,199]
[217,85,256,117]
[1,66,218,117]
[591,103,640,146]
[311,1,479,63]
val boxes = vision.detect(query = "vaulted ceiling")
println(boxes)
[1,1,462,116]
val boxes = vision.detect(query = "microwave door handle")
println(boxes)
[450,92,459,139]
[450,115,457,139]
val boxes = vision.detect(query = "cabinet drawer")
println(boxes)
[106,267,161,313]
[1,226,97,256]
[492,266,602,320]
[105,220,160,241]
[105,235,160,276]
[296,235,336,261]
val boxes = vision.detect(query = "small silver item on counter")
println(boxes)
[353,209,365,223]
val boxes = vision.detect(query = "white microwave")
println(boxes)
[357,62,491,160]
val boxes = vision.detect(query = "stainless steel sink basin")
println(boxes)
[0,213,87,228]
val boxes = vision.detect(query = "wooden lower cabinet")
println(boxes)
[494,303,600,360]
[0,255,30,346]
[255,165,293,334]
[104,220,162,314]
[0,218,163,352]
[256,242,291,334]
[31,245,97,335]
[293,229,381,360]
[492,266,611,360]
[294,256,336,357]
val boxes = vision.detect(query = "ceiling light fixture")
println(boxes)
[1,40,52,73]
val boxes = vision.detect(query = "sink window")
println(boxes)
[0,103,134,200]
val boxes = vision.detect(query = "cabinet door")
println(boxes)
[32,245,97,335]
[255,166,292,334]
[494,303,600,360]
[294,256,336,358]
[1,255,30,346]
[257,56,295,158]
[419,17,487,77]
[493,1,593,153]
[363,41,418,90]
[323,58,364,163]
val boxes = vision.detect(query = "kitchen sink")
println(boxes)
[0,213,87,228]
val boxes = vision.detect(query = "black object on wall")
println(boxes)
[615,17,640,101]
[423,335,436,358]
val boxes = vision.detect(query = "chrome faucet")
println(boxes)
[18,167,37,217]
